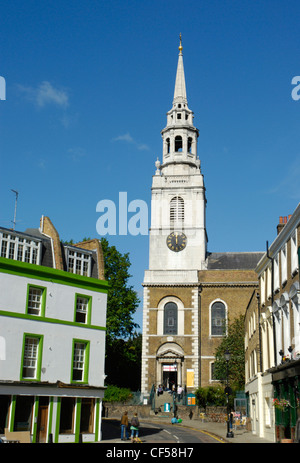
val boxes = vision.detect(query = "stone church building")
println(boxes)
[141,37,263,397]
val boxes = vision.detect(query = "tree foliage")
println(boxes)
[100,238,141,389]
[105,333,142,389]
[100,238,140,342]
[104,385,133,403]
[195,385,227,409]
[213,315,245,390]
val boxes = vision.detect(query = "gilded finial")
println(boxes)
[179,33,183,54]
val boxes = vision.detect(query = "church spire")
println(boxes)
[173,33,187,106]
[160,35,199,171]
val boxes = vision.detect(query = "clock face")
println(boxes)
[166,232,187,252]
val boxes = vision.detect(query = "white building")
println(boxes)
[245,204,300,442]
[0,216,108,443]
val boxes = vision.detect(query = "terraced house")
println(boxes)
[0,216,108,443]
[245,205,300,442]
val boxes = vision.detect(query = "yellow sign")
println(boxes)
[186,369,194,387]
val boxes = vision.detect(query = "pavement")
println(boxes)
[100,416,273,444]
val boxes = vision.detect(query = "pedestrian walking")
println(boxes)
[120,411,129,441]
[130,413,140,443]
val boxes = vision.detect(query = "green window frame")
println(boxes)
[74,293,92,325]
[26,284,46,317]
[71,339,90,384]
[20,333,43,381]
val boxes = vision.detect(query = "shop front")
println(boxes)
[271,359,300,443]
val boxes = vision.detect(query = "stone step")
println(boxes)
[154,392,175,408]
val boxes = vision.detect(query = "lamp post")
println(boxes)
[224,349,234,438]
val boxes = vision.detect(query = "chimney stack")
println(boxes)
[277,216,290,235]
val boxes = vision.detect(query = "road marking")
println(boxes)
[173,424,225,443]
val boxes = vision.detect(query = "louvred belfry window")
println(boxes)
[170,196,184,230]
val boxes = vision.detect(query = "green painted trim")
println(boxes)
[19,333,44,381]
[74,293,92,325]
[9,396,16,431]
[94,399,100,442]
[0,256,109,293]
[75,398,82,443]
[0,309,106,331]
[55,397,61,443]
[48,397,53,443]
[32,396,39,443]
[26,283,47,317]
[71,339,90,384]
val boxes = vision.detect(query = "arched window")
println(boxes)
[175,136,182,152]
[164,302,178,335]
[170,196,184,229]
[188,137,193,153]
[211,301,226,336]
[166,138,170,154]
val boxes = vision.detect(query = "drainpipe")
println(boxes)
[198,285,202,387]
[266,241,277,367]
[256,291,263,372]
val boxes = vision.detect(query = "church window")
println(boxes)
[170,196,184,229]
[188,137,193,153]
[163,302,178,335]
[175,136,182,152]
[177,113,182,120]
[211,301,226,336]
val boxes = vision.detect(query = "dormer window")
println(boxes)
[67,248,91,276]
[0,231,40,265]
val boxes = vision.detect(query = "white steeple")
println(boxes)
[173,34,187,106]
[148,35,207,272]
[160,34,200,174]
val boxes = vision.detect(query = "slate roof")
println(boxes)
[0,226,100,279]
[207,252,264,270]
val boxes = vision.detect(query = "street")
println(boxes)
[101,419,223,444]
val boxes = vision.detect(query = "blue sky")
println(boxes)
[1,0,300,331]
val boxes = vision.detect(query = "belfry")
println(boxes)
[141,36,263,397]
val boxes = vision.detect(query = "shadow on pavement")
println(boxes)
[101,419,163,442]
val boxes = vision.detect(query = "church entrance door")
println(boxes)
[162,364,177,390]
[163,370,177,390]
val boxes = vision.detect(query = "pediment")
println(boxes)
[156,342,184,359]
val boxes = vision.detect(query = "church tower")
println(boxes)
[141,37,263,399]
[149,34,207,271]
[141,36,206,396]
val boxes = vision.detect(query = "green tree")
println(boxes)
[105,333,142,389]
[195,386,227,409]
[104,385,133,403]
[100,238,140,342]
[213,315,245,390]
[100,238,141,389]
